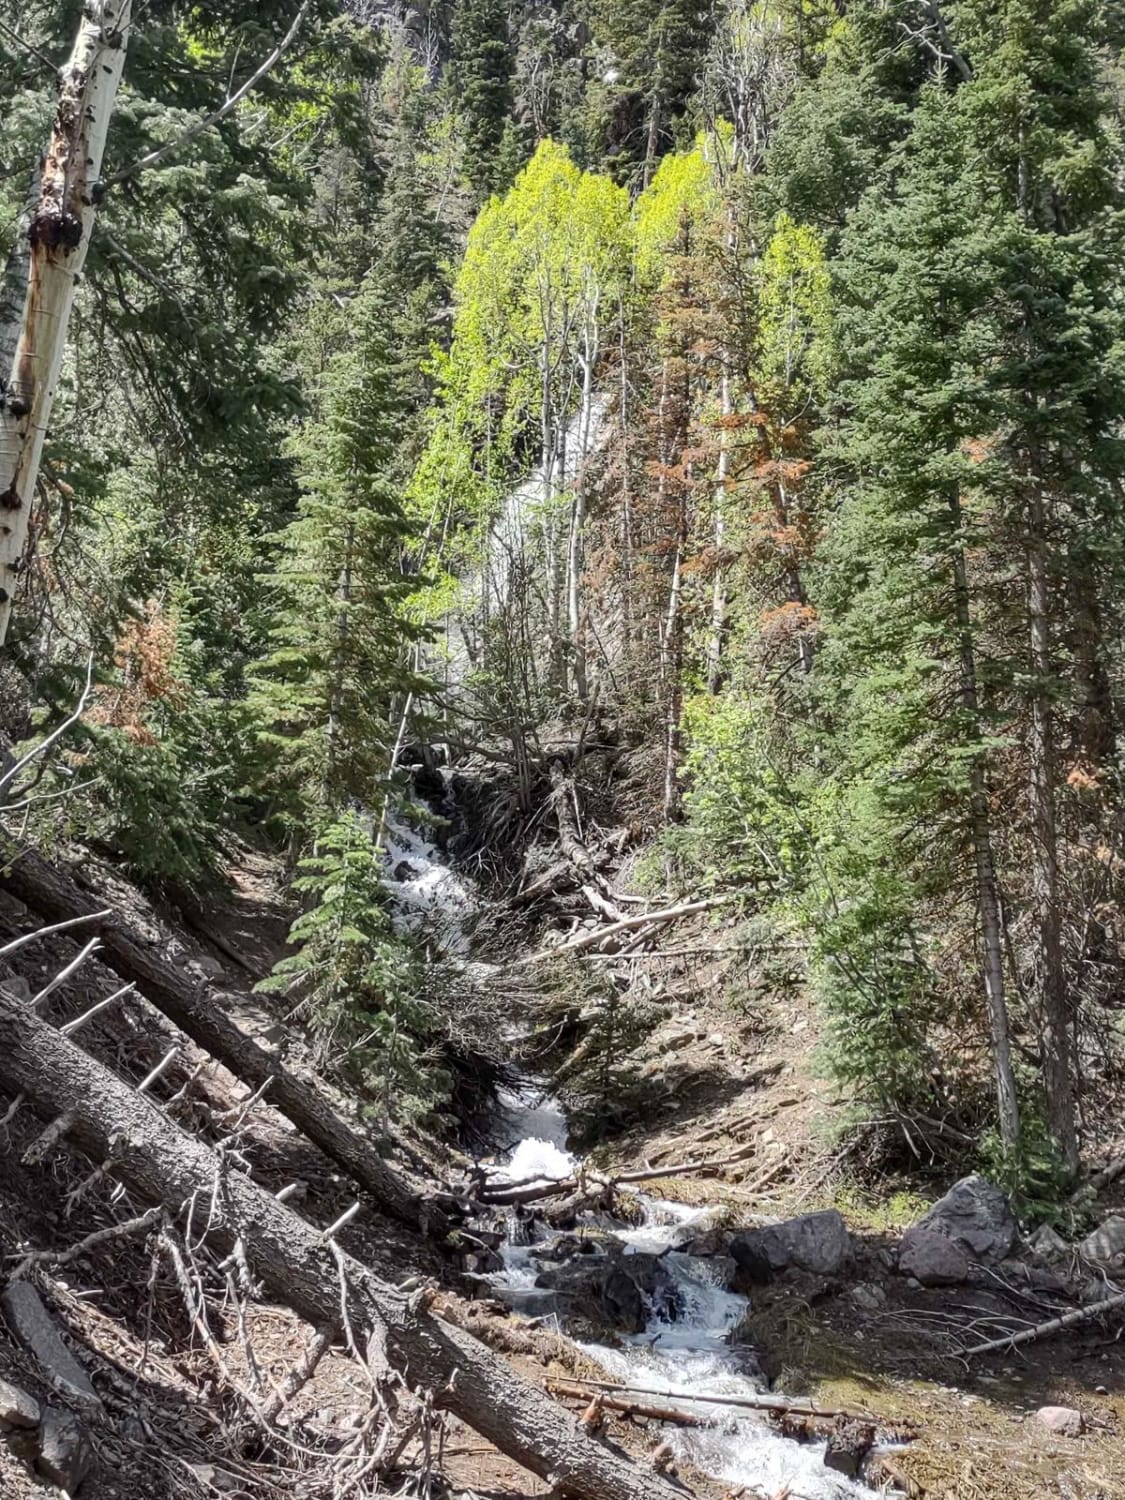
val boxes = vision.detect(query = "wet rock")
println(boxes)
[1035,1405,1084,1437]
[915,1175,1017,1260]
[463,1249,504,1275]
[897,1227,971,1286]
[823,1420,875,1478]
[0,1374,40,1428]
[2,1283,102,1411]
[729,1210,852,1285]
[36,1406,92,1493]
[536,1250,680,1334]
[681,1227,730,1258]
[1027,1223,1069,1264]
[1079,1215,1125,1267]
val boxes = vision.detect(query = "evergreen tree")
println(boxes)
[252,274,426,827]
[450,0,518,199]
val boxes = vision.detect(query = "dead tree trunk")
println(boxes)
[0,843,440,1232]
[0,1,131,644]
[0,992,684,1500]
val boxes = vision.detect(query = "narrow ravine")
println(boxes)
[379,777,880,1497]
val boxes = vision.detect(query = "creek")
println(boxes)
[381,772,879,1499]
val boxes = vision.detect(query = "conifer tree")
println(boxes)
[450,0,517,199]
[252,274,424,826]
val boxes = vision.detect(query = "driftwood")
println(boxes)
[0,844,443,1233]
[518,896,728,966]
[550,1378,883,1425]
[552,1389,715,1429]
[962,1289,1125,1357]
[0,991,686,1500]
[478,1150,751,1207]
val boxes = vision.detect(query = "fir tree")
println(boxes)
[252,274,426,827]
[450,0,517,199]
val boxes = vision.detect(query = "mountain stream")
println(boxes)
[382,778,879,1499]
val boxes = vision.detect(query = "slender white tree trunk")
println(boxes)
[0,1,131,645]
[705,370,732,694]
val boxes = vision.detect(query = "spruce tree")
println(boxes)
[252,273,425,826]
[450,0,517,199]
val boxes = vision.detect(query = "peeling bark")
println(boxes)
[0,2,131,643]
[0,841,443,1232]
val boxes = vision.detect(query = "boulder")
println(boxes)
[823,1420,876,1478]
[536,1250,680,1334]
[0,1375,40,1428]
[1079,1215,1125,1268]
[729,1211,852,1285]
[915,1175,1016,1260]
[36,1406,92,1493]
[1027,1223,1069,1265]
[2,1283,102,1411]
[897,1227,971,1287]
[1035,1405,1084,1437]
[850,1283,887,1313]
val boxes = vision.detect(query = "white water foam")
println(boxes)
[381,810,479,955]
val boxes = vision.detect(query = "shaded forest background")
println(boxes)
[4,0,1125,1207]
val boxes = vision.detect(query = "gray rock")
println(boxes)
[536,1250,680,1334]
[915,1175,1017,1260]
[681,1227,730,1258]
[897,1227,971,1286]
[0,1374,40,1428]
[1079,1215,1125,1267]
[36,1406,92,1493]
[1027,1223,1069,1264]
[2,1282,102,1412]
[1035,1405,1084,1437]
[730,1210,853,1284]
[850,1282,887,1312]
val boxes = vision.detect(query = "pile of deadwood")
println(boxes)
[0,843,696,1500]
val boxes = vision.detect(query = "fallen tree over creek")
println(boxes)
[0,987,690,1500]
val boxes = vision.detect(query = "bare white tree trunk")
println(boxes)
[705,370,731,694]
[0,1,131,644]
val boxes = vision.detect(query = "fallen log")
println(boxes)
[548,1385,715,1429]
[549,1378,883,1425]
[518,897,729,966]
[962,1289,1125,1357]
[0,843,441,1234]
[0,992,685,1500]
[477,1150,753,1206]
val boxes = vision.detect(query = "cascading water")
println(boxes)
[377,770,881,1498]
[483,1090,880,1500]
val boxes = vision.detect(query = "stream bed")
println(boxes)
[482,1084,879,1500]
[381,779,881,1497]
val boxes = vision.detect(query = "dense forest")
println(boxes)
[5,4,1125,1499]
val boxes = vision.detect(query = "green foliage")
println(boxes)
[258,813,446,1122]
[251,273,428,825]
[450,0,517,198]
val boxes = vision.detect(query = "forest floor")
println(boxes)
[2,839,1125,1500]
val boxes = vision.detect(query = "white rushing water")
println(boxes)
[377,772,878,1498]
[485,1091,876,1500]
[381,790,479,956]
